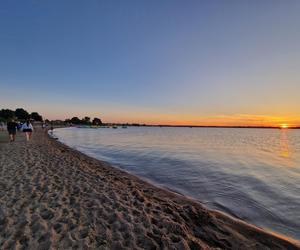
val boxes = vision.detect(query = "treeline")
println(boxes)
[0,108,103,126]
[64,116,102,125]
[0,108,43,122]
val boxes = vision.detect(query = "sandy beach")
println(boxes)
[0,129,299,249]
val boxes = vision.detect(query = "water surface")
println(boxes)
[53,127,300,240]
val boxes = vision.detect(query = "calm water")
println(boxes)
[53,127,300,240]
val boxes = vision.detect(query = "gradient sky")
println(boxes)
[1,1,300,126]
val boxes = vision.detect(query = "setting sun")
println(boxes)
[280,124,289,129]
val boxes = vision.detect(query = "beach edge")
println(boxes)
[48,128,300,248]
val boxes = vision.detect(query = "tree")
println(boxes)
[70,117,81,124]
[15,108,29,120]
[92,117,102,125]
[0,109,15,120]
[31,112,43,122]
[82,116,91,125]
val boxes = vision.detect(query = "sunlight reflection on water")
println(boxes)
[280,129,290,159]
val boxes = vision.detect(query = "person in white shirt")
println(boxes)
[21,120,34,141]
[0,121,5,131]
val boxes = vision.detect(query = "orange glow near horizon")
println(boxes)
[13,104,300,127]
[280,124,289,129]
[74,112,300,127]
[5,100,300,127]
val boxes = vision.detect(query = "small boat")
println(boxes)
[112,125,118,129]
[122,126,127,129]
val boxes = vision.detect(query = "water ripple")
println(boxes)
[54,127,300,240]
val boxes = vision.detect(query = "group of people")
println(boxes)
[6,119,34,142]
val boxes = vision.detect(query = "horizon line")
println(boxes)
[65,122,300,129]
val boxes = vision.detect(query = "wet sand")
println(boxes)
[0,129,299,249]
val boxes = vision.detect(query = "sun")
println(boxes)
[280,124,289,129]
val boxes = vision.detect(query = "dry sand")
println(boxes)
[0,129,299,250]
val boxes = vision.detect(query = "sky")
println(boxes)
[1,1,300,126]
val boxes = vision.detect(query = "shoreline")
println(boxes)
[50,129,300,245]
[0,129,299,249]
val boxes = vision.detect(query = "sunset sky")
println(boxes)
[1,1,300,126]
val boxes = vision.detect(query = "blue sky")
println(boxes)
[1,1,300,125]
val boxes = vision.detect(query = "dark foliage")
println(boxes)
[31,112,43,122]
[15,108,29,120]
[82,116,91,125]
[92,118,102,125]
[70,117,81,124]
[0,108,44,122]
[0,109,15,120]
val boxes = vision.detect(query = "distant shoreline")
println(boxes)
[101,124,300,129]
[150,125,300,129]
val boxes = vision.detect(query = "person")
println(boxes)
[7,119,18,142]
[49,123,54,135]
[0,121,6,131]
[17,122,22,131]
[22,120,34,141]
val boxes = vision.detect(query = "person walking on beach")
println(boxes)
[50,123,54,135]
[7,119,18,142]
[0,121,6,131]
[21,120,34,141]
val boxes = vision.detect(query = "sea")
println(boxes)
[53,127,300,241]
